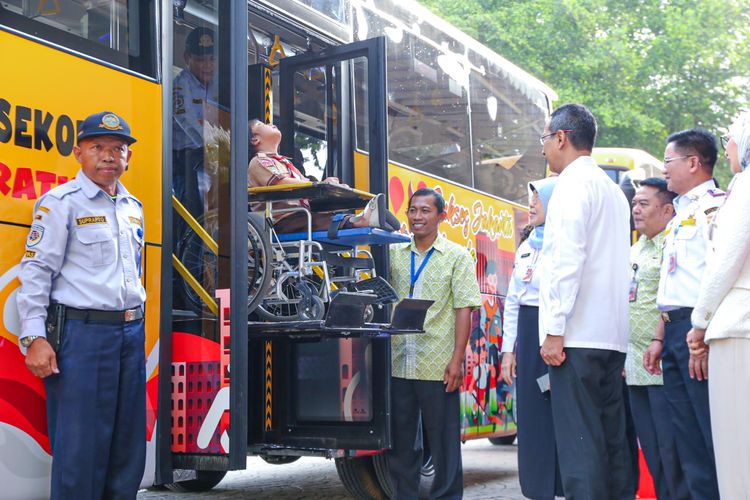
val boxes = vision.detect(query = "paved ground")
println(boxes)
[139,440,524,499]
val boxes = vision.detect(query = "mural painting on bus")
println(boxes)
[0,28,163,496]
[387,163,524,440]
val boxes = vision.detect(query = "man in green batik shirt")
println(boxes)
[387,187,481,500]
[627,178,689,500]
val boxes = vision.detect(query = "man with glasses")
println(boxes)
[649,128,723,499]
[537,104,633,498]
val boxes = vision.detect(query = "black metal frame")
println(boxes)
[262,36,392,452]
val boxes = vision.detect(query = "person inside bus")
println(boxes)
[537,104,633,498]
[626,178,689,500]
[17,111,146,499]
[500,176,563,500]
[247,119,400,234]
[685,111,750,499]
[173,26,217,218]
[649,128,723,500]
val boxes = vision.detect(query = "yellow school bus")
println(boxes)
[0,1,554,497]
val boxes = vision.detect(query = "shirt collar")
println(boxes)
[640,230,665,247]
[408,233,446,254]
[674,179,716,210]
[76,169,128,200]
[558,155,597,178]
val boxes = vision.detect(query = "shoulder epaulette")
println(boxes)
[45,180,80,200]
[255,157,276,168]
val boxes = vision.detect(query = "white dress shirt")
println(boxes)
[17,170,146,346]
[657,180,725,310]
[501,238,541,353]
[538,155,631,352]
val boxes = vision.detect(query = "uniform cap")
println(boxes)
[77,111,137,145]
[185,27,216,56]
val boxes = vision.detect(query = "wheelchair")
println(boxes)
[176,184,408,322]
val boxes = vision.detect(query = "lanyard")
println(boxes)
[410,248,435,298]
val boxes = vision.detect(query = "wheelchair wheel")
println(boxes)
[176,210,271,316]
[254,274,326,322]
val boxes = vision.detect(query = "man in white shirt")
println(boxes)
[650,128,723,500]
[538,104,633,498]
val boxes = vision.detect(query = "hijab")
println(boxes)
[527,176,558,250]
[728,111,750,171]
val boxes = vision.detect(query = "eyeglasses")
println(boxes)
[539,129,574,145]
[720,135,730,151]
[663,155,696,165]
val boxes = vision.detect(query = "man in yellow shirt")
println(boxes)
[388,188,481,499]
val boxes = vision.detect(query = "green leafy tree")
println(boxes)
[419,0,750,187]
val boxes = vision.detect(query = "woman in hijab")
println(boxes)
[687,111,750,498]
[501,177,562,500]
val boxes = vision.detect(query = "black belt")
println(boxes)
[64,306,144,323]
[660,307,693,323]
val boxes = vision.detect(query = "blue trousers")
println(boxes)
[388,377,462,500]
[662,317,719,500]
[44,318,146,500]
[628,385,690,500]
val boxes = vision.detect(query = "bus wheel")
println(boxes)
[489,433,517,445]
[372,452,394,498]
[335,456,387,499]
[372,451,434,497]
[164,470,227,492]
[260,454,301,465]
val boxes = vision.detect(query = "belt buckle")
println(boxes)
[660,312,671,323]
[124,309,137,322]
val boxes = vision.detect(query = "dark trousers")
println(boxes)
[172,148,205,310]
[549,348,632,500]
[389,377,462,499]
[662,317,719,500]
[515,306,562,499]
[44,318,146,500]
[628,385,690,500]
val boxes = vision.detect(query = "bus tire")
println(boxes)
[164,470,227,492]
[488,434,517,445]
[335,456,387,499]
[372,452,394,498]
[372,450,434,497]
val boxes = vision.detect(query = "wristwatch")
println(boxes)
[20,336,42,348]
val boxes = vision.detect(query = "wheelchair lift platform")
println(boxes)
[274,227,410,246]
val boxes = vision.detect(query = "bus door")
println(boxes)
[247,37,395,453]
[158,2,249,486]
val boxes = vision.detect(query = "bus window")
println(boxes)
[295,0,350,24]
[0,0,156,77]
[469,58,549,204]
[361,8,473,187]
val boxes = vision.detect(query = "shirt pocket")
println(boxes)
[674,225,698,263]
[75,227,115,267]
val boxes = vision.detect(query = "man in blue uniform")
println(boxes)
[173,26,217,217]
[17,111,146,499]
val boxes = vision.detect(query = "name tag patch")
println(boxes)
[26,224,44,247]
[76,215,107,226]
[24,250,36,258]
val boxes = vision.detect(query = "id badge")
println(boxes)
[629,280,638,302]
[668,253,677,274]
[522,265,535,282]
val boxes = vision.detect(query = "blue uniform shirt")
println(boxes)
[172,68,218,150]
[17,170,146,349]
